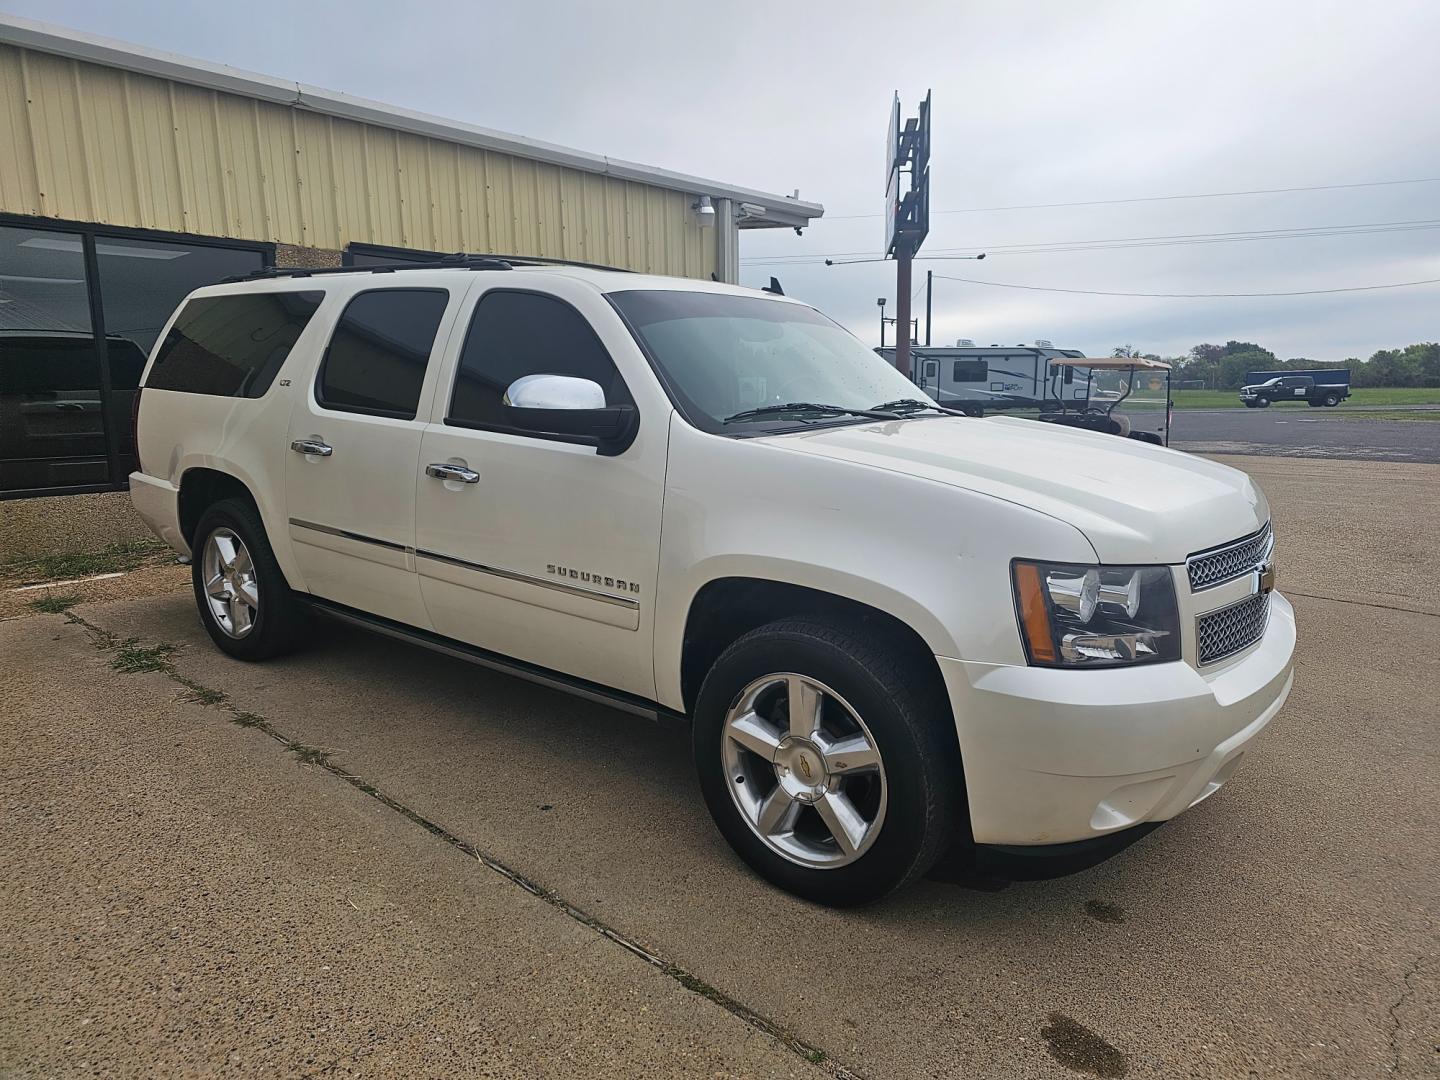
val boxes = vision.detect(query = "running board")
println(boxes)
[300,596,683,724]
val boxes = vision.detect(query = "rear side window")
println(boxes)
[316,289,449,419]
[146,291,323,397]
[952,359,988,381]
[447,290,631,430]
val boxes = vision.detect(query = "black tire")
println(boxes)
[693,617,962,906]
[190,497,312,661]
[1256,397,1270,408]
[1323,393,1340,407]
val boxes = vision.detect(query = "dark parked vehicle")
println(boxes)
[1239,369,1350,408]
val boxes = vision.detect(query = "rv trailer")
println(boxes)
[877,343,1088,415]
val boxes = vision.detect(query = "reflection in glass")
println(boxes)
[97,236,263,473]
[0,225,105,490]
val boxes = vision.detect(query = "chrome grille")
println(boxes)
[1187,522,1272,591]
[1197,592,1270,665]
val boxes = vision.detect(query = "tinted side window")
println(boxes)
[146,291,323,397]
[448,291,631,429]
[952,359,988,382]
[317,289,448,419]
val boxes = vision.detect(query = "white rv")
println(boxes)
[878,343,1089,415]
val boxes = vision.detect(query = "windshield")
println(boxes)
[608,290,932,433]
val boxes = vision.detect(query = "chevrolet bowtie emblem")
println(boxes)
[798,757,813,780]
[1257,562,1276,594]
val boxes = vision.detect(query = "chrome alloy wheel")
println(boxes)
[721,673,887,869]
[201,527,259,639]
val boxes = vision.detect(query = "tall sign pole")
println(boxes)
[895,250,913,376]
[884,91,931,380]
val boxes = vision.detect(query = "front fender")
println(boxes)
[653,418,1096,711]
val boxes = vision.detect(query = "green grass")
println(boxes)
[3,538,170,584]
[110,638,178,674]
[1171,387,1440,410]
[27,593,82,614]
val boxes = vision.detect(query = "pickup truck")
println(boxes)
[1239,373,1350,408]
[128,256,1295,906]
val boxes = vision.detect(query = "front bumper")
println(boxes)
[938,591,1295,846]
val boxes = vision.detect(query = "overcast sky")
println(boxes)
[6,0,1438,359]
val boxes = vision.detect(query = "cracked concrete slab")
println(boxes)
[0,618,827,1080]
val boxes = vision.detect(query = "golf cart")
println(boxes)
[1038,356,1173,447]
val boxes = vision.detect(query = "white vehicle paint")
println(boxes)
[129,258,1294,904]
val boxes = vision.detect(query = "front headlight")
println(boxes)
[1011,560,1181,667]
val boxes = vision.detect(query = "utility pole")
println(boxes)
[877,297,887,348]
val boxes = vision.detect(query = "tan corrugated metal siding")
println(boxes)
[0,43,717,277]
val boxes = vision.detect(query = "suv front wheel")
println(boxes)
[693,618,961,906]
[191,498,310,661]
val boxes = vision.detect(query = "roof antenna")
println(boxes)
[762,276,785,296]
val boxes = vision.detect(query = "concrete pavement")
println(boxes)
[0,619,826,1079]
[3,455,1437,1078]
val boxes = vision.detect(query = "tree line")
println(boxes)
[1109,341,1440,389]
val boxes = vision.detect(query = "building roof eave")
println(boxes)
[0,13,824,225]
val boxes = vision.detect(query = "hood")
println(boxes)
[765,415,1268,564]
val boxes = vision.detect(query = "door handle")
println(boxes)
[426,463,480,484]
[290,438,333,457]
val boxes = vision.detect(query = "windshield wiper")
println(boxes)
[870,397,968,417]
[721,402,892,425]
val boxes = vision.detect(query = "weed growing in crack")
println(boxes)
[28,593,82,614]
[177,679,227,706]
[232,711,265,728]
[110,639,178,674]
[288,743,331,767]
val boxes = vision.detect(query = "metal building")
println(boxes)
[0,14,822,509]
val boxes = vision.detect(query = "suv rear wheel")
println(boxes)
[191,498,310,660]
[693,617,961,906]
[1323,392,1341,407]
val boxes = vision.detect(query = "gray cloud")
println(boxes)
[10,0,1438,359]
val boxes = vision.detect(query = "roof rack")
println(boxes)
[231,252,511,282]
[489,253,635,274]
[228,251,638,284]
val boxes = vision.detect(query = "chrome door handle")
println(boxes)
[426,463,480,484]
[290,438,333,457]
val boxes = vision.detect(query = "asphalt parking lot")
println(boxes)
[3,455,1437,1079]
[1172,407,1440,463]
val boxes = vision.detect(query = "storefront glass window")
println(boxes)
[0,225,104,492]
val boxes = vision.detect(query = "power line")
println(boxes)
[929,273,1440,299]
[740,218,1440,265]
[822,176,1440,220]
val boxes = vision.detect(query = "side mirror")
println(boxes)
[502,374,637,456]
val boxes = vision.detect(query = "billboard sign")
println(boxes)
[885,91,932,258]
[884,94,901,253]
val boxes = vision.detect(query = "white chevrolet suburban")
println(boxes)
[129,255,1294,906]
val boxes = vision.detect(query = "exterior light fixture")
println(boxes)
[692,195,715,226]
